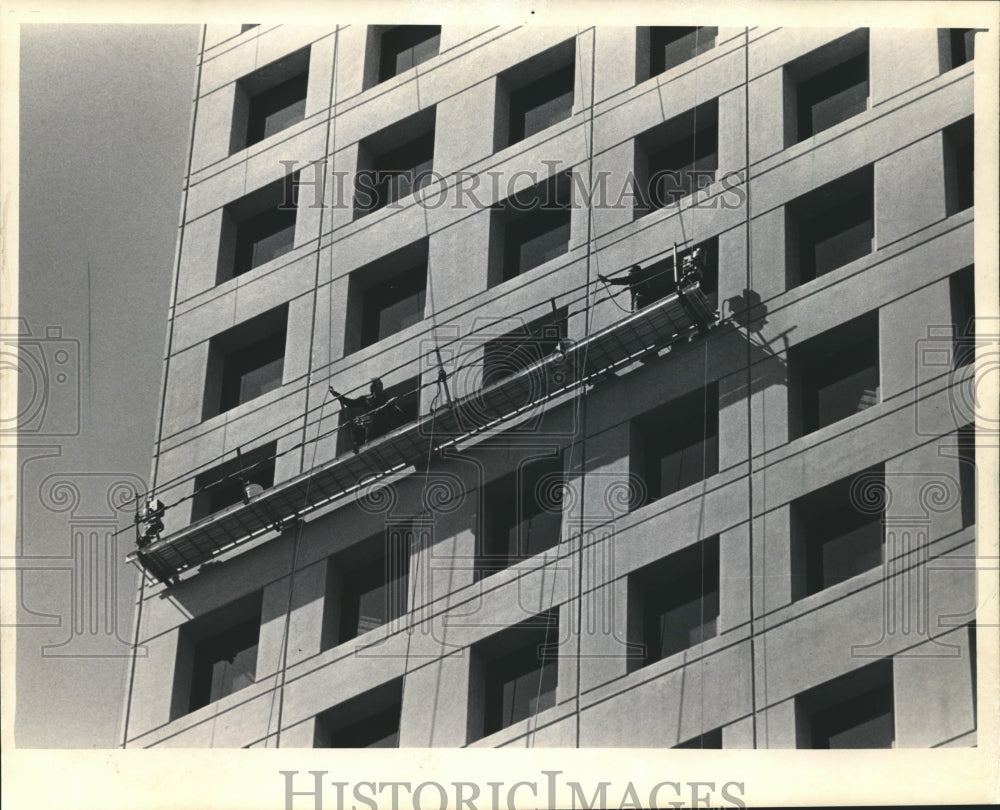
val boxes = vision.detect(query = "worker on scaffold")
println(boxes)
[135,496,165,548]
[329,377,405,453]
[598,247,706,312]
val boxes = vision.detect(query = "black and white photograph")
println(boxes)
[2,2,997,808]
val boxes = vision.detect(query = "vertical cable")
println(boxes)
[121,24,207,749]
[743,26,759,749]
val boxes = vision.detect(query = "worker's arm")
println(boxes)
[329,387,363,408]
[598,274,631,286]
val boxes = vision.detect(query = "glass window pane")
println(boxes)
[251,222,296,268]
[238,356,283,404]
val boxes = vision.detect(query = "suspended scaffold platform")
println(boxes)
[128,278,717,584]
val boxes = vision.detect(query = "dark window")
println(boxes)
[789,312,879,438]
[491,172,572,284]
[635,100,718,217]
[190,442,276,522]
[377,26,441,84]
[482,308,568,386]
[218,173,299,282]
[231,48,309,153]
[471,610,559,740]
[354,109,435,218]
[203,305,288,419]
[477,453,564,580]
[241,24,259,33]
[508,64,575,146]
[172,592,262,718]
[941,28,979,71]
[674,727,723,749]
[645,26,717,80]
[791,465,884,599]
[950,265,975,368]
[628,537,719,672]
[787,30,869,143]
[495,39,575,152]
[333,375,420,457]
[327,526,411,644]
[630,383,719,509]
[944,116,974,215]
[315,679,402,748]
[797,659,894,749]
[786,165,873,287]
[345,240,428,354]
[958,423,975,529]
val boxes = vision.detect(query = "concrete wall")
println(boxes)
[125,24,979,749]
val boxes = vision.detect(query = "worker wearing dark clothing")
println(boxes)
[330,378,404,452]
[599,263,664,311]
[136,497,165,548]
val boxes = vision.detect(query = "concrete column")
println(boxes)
[879,277,953,402]
[722,715,755,749]
[593,27,639,104]
[399,653,474,746]
[258,577,291,679]
[324,143,361,234]
[755,505,793,616]
[161,342,210,438]
[719,523,751,634]
[748,206,787,303]
[126,630,182,738]
[284,559,329,668]
[717,86,746,182]
[894,625,976,747]
[305,36,337,118]
[434,80,499,176]
[176,210,225,303]
[757,696,798,748]
[870,29,943,107]
[748,70,786,163]
[279,718,318,748]
[192,85,237,172]
[876,133,947,248]
[332,24,368,101]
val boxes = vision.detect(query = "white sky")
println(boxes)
[17,23,200,747]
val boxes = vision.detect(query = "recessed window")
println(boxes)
[630,383,719,510]
[322,525,411,648]
[674,727,723,749]
[950,265,975,368]
[476,452,564,580]
[469,610,559,741]
[230,48,309,154]
[944,116,974,215]
[495,39,575,151]
[634,99,718,218]
[315,679,402,748]
[785,164,873,287]
[354,108,435,219]
[786,29,869,144]
[628,536,719,673]
[796,659,894,748]
[490,171,572,285]
[482,308,568,386]
[172,591,262,718]
[218,173,299,282]
[191,442,276,523]
[372,25,441,86]
[788,312,879,438]
[203,305,287,419]
[791,464,885,599]
[639,26,717,82]
[940,28,979,71]
[333,375,420,457]
[345,240,428,354]
[958,423,975,529]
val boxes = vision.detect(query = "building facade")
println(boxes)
[121,23,979,749]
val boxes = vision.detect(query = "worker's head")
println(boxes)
[369,378,384,395]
